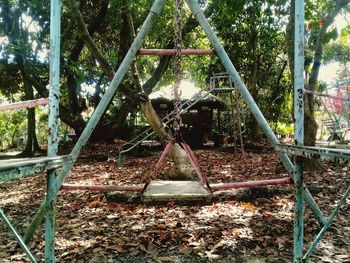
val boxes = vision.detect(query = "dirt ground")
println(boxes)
[0,143,349,262]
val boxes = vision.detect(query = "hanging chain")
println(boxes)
[173,0,183,138]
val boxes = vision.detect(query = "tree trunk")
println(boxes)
[139,101,196,180]
[246,20,263,141]
[19,82,42,157]
[28,76,87,136]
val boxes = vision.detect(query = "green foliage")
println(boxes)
[0,109,26,149]
[323,28,338,44]
[274,121,294,135]
[322,22,350,80]
[209,0,293,127]
[0,102,50,150]
[2,0,348,142]
[323,42,350,63]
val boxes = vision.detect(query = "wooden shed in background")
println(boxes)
[150,81,226,146]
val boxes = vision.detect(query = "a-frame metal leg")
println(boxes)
[0,210,37,263]
[304,184,350,260]
[24,0,168,243]
[185,0,324,225]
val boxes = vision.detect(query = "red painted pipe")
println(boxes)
[181,142,206,185]
[138,49,214,56]
[61,177,291,193]
[210,177,292,191]
[0,98,49,111]
[61,184,144,192]
[151,141,173,176]
[304,89,350,102]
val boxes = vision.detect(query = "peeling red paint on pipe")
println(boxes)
[138,49,214,56]
[0,98,49,111]
[61,184,144,192]
[210,177,292,191]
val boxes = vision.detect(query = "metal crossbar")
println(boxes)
[275,144,350,163]
[138,49,214,55]
[0,155,73,181]
[0,98,49,111]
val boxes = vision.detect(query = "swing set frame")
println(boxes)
[0,0,349,262]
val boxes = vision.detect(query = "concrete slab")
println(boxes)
[143,180,212,203]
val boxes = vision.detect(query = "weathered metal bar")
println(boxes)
[181,142,206,184]
[0,210,37,263]
[185,0,325,225]
[138,49,214,55]
[0,155,73,181]
[61,184,144,192]
[293,0,305,261]
[275,144,350,163]
[303,184,350,260]
[0,98,49,111]
[23,0,168,244]
[210,177,292,191]
[45,0,61,261]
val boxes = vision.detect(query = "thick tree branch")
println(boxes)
[66,0,114,79]
[68,0,109,62]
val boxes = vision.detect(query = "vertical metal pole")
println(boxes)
[185,0,325,225]
[24,0,167,244]
[293,0,305,261]
[45,0,61,261]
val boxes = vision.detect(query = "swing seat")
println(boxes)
[142,180,212,203]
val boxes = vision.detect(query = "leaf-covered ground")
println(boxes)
[0,143,349,262]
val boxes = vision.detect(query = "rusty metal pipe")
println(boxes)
[138,49,214,55]
[61,184,144,192]
[210,177,292,191]
[0,98,49,111]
